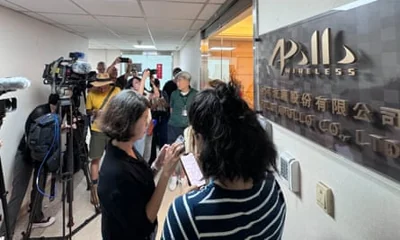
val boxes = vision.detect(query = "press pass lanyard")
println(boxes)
[180,93,189,117]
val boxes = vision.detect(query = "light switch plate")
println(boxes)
[316,182,334,217]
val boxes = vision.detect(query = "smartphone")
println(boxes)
[180,153,206,187]
[175,135,185,144]
[119,57,130,63]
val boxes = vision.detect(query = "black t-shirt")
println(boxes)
[163,80,177,102]
[25,104,51,136]
[98,142,156,240]
[115,75,127,90]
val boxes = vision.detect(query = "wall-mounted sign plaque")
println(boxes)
[257,1,400,183]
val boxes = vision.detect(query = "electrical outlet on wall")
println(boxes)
[316,182,334,218]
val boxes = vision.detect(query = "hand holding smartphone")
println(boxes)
[119,57,130,63]
[180,153,206,187]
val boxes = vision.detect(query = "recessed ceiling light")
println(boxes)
[133,45,156,49]
[209,47,235,51]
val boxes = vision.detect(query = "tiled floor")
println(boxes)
[14,172,187,240]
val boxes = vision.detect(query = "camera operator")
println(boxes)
[0,94,60,239]
[86,73,120,206]
[107,57,132,90]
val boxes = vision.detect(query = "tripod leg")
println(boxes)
[0,157,11,240]
[23,162,46,240]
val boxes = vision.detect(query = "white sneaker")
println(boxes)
[168,176,178,191]
[178,177,188,187]
[0,236,4,240]
[32,217,56,229]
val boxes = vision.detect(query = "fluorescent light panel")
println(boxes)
[209,47,235,51]
[134,45,156,49]
[334,0,377,11]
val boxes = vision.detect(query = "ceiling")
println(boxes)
[0,0,226,51]
[216,14,252,39]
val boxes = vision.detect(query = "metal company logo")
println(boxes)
[269,28,357,76]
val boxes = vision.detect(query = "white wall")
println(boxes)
[178,32,201,90]
[0,7,88,188]
[257,0,400,239]
[87,49,121,72]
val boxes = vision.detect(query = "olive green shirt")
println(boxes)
[168,88,198,128]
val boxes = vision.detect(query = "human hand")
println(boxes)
[162,142,185,177]
[142,69,150,79]
[93,109,103,118]
[114,57,121,65]
[152,144,169,170]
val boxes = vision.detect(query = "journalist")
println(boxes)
[98,90,184,240]
[162,82,286,239]
[86,73,120,206]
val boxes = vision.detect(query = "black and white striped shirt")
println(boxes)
[162,174,286,239]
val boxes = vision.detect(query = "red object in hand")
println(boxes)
[147,119,157,136]
[156,64,163,79]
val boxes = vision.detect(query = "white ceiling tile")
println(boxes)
[73,0,142,17]
[198,4,220,20]
[0,0,29,11]
[209,0,226,3]
[53,24,78,33]
[81,30,118,39]
[23,12,54,24]
[96,16,146,28]
[39,13,100,26]
[65,25,108,33]
[151,29,187,37]
[148,19,192,31]
[8,0,86,14]
[120,35,153,44]
[191,20,206,30]
[142,1,202,19]
[112,27,149,36]
[186,30,198,37]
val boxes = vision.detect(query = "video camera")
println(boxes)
[42,52,96,88]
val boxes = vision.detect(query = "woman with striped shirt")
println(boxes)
[162,81,286,240]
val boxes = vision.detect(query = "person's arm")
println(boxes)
[106,57,121,73]
[139,70,150,95]
[146,142,184,222]
[124,59,133,80]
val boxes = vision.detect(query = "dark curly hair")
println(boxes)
[188,82,277,183]
[100,90,150,141]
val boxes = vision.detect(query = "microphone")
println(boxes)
[72,61,92,74]
[0,77,31,92]
[69,52,85,60]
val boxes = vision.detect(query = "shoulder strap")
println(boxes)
[99,86,116,110]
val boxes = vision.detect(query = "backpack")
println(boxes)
[28,113,61,172]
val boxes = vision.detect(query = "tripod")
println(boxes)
[0,95,18,240]
[22,88,100,240]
